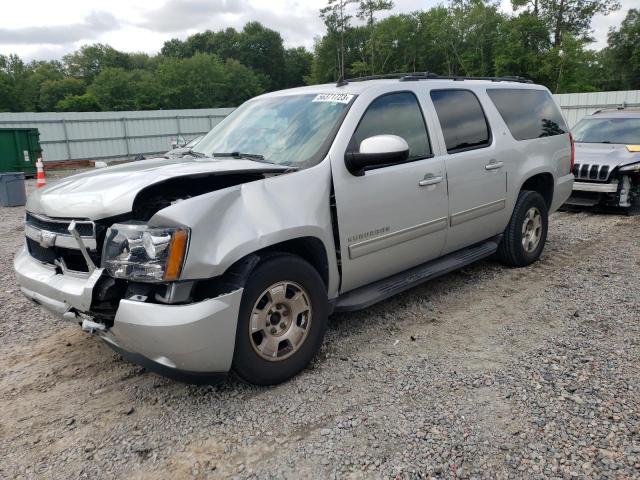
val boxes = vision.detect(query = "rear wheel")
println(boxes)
[496,190,548,267]
[232,254,328,385]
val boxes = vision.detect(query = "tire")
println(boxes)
[496,190,548,267]
[232,254,328,385]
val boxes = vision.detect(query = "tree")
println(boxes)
[283,47,313,87]
[222,59,265,106]
[603,9,640,89]
[89,68,137,110]
[512,0,621,47]
[63,44,131,82]
[157,53,263,109]
[356,0,394,74]
[236,22,286,89]
[494,14,551,82]
[38,77,85,111]
[321,0,358,79]
[56,93,99,112]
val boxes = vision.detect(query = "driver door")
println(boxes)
[331,91,449,293]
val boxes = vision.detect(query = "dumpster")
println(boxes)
[0,172,27,207]
[0,128,41,177]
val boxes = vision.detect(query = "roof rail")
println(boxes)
[336,72,533,86]
[592,102,640,114]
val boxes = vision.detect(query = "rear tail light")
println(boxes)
[569,133,575,174]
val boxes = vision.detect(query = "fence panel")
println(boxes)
[0,108,234,163]
[554,90,640,127]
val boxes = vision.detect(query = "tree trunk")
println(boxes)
[554,0,565,48]
[370,10,375,75]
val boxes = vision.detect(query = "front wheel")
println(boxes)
[496,190,548,267]
[232,254,328,385]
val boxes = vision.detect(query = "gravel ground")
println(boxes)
[1,180,639,479]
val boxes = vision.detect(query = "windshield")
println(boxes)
[193,93,354,167]
[572,117,640,144]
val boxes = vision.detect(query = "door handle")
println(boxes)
[485,161,504,170]
[419,175,443,187]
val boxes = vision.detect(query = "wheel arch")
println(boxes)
[519,172,554,210]
[250,237,331,290]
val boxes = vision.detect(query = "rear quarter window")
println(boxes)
[487,89,567,140]
[430,89,491,154]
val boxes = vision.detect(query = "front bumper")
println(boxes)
[14,246,243,379]
[572,181,618,193]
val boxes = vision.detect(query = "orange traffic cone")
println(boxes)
[36,157,46,188]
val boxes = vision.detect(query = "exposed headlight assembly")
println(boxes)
[619,162,640,172]
[102,223,189,282]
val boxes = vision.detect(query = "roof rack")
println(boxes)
[592,102,640,114]
[336,72,533,86]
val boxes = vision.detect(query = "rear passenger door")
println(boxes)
[430,89,507,253]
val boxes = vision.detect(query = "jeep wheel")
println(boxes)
[496,190,548,267]
[232,254,328,385]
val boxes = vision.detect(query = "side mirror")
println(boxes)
[345,135,410,176]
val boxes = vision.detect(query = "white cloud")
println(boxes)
[0,0,633,60]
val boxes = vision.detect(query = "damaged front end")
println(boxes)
[566,144,640,212]
[15,161,292,381]
[568,164,640,211]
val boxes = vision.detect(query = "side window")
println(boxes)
[430,89,491,153]
[487,89,567,140]
[348,92,431,160]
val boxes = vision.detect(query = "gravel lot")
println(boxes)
[1,180,639,479]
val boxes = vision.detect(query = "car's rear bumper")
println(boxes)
[551,173,574,213]
[14,246,243,378]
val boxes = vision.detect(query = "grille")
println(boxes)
[27,238,100,273]
[573,163,611,182]
[26,213,95,237]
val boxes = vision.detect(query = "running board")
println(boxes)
[334,237,500,312]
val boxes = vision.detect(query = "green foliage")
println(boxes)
[0,6,636,114]
[39,77,85,111]
[56,93,100,112]
[602,9,640,90]
[63,44,132,82]
[156,53,263,109]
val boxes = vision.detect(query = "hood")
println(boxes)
[574,143,640,181]
[27,156,290,220]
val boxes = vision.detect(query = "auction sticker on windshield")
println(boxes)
[313,93,354,104]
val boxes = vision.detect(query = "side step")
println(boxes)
[334,237,500,312]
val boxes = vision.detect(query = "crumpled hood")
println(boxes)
[27,157,289,220]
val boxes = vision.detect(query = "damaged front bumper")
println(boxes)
[566,174,638,209]
[14,246,242,382]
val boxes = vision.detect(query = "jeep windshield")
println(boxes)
[193,93,355,168]
[572,117,640,144]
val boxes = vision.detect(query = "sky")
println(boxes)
[0,0,635,61]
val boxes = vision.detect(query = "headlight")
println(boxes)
[619,162,640,172]
[102,223,189,282]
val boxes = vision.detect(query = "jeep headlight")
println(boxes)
[102,223,189,282]
[619,162,640,172]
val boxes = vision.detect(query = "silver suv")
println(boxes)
[14,74,574,385]
[566,108,640,212]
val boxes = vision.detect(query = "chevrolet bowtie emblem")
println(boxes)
[39,231,57,248]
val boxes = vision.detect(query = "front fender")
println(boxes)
[150,162,340,297]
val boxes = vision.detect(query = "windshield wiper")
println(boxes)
[188,150,206,157]
[211,152,269,162]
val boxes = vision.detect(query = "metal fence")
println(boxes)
[0,108,234,163]
[554,90,640,127]
[0,89,638,163]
